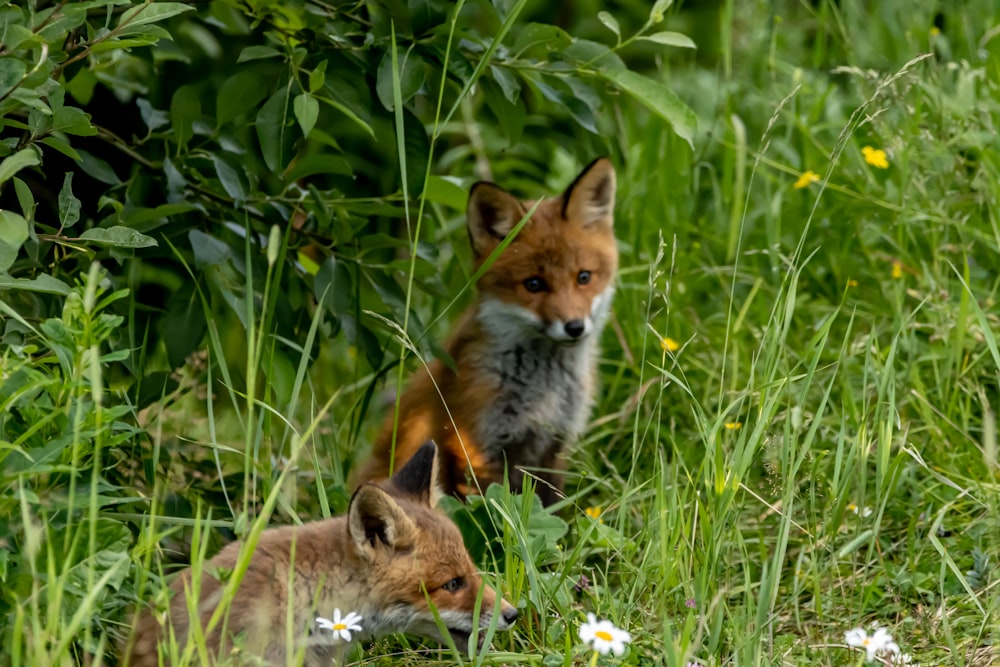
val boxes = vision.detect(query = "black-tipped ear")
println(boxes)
[562,157,616,230]
[348,484,417,558]
[467,182,525,257]
[390,441,444,507]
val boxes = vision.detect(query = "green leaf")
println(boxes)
[170,85,201,148]
[189,230,230,268]
[293,93,319,138]
[401,108,429,197]
[237,45,282,63]
[211,154,249,203]
[0,148,40,185]
[376,49,426,111]
[597,11,621,41]
[489,65,521,104]
[649,0,674,23]
[216,69,268,127]
[0,273,71,296]
[0,211,29,248]
[256,88,291,174]
[77,149,121,185]
[309,60,328,93]
[58,173,81,228]
[39,136,81,161]
[79,227,158,248]
[639,31,697,49]
[117,2,194,29]
[599,68,696,148]
[52,105,97,136]
[511,23,571,57]
[13,178,35,220]
[0,59,27,97]
[423,176,468,211]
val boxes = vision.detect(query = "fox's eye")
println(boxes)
[523,277,547,293]
[577,270,592,285]
[442,577,465,593]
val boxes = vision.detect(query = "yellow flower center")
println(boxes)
[334,623,347,631]
[862,638,870,646]
[595,630,614,642]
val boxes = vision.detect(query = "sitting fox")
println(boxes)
[354,158,618,505]
[124,442,517,666]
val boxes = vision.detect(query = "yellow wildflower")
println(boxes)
[930,26,941,37]
[661,337,680,353]
[793,170,820,189]
[724,422,742,430]
[891,260,903,279]
[861,146,889,169]
[848,279,858,287]
[585,506,603,523]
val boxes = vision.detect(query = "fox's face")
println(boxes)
[467,158,618,344]
[349,442,518,650]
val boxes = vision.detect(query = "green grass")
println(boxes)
[2,1,999,666]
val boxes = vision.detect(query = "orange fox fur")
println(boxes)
[355,158,618,505]
[124,442,517,666]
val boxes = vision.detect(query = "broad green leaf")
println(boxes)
[58,173,81,228]
[284,153,353,183]
[90,35,162,52]
[39,136,81,161]
[237,45,282,63]
[52,105,97,136]
[599,68,696,148]
[511,23,572,56]
[293,93,319,138]
[639,31,697,49]
[1,24,38,52]
[489,65,521,104]
[189,230,230,268]
[0,148,40,185]
[77,149,121,185]
[0,243,18,273]
[376,49,426,111]
[216,70,267,127]
[256,88,291,173]
[79,226,158,248]
[401,108,429,197]
[0,273,71,296]
[309,60,328,93]
[481,77,525,146]
[116,2,194,29]
[597,11,621,40]
[211,154,248,203]
[423,176,468,211]
[170,85,201,148]
[0,59,27,96]
[0,211,29,247]
[649,0,674,23]
[13,178,35,220]
[137,98,170,131]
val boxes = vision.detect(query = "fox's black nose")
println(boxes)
[503,606,519,625]
[564,319,586,338]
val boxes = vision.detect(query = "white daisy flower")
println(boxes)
[579,613,632,656]
[316,609,363,642]
[844,626,895,662]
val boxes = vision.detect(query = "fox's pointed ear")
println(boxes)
[348,484,417,558]
[467,182,526,257]
[389,440,444,507]
[562,157,616,230]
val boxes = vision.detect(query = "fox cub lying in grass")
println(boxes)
[355,158,618,506]
[125,442,517,666]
